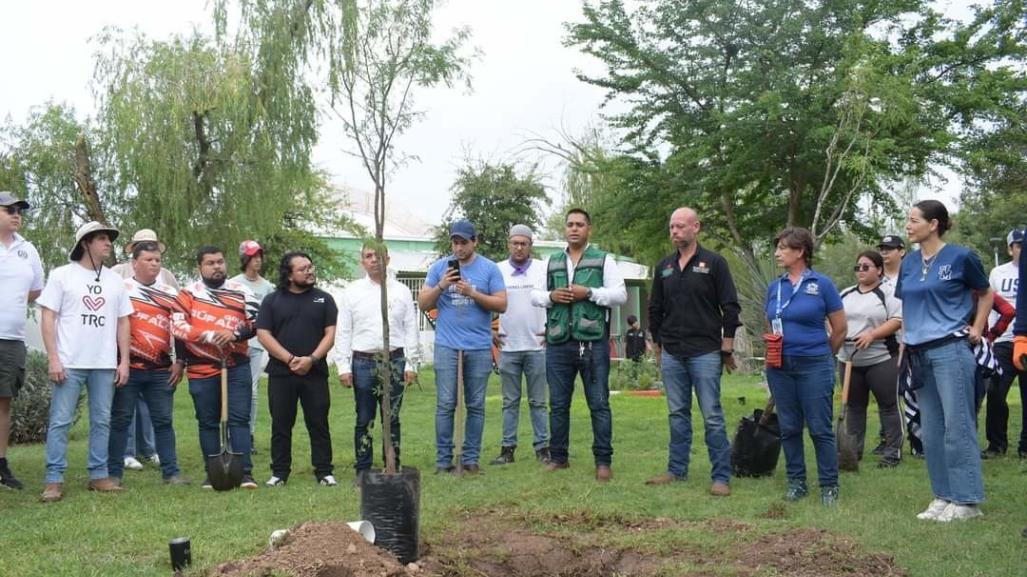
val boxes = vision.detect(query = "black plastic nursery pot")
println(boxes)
[359,466,421,564]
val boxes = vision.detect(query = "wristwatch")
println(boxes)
[586,288,594,300]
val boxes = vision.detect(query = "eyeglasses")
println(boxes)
[853,264,874,272]
[508,241,530,248]
[3,205,26,216]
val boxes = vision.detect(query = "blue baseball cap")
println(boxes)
[450,219,476,241]
[1008,229,1024,246]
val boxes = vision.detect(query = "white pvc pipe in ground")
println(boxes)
[346,520,376,543]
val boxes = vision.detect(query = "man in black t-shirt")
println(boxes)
[256,251,339,486]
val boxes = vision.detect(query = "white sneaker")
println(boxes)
[123,456,144,471]
[265,475,286,487]
[319,475,338,487]
[936,503,983,522]
[916,498,950,520]
[148,454,160,467]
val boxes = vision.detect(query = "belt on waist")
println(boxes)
[353,348,404,361]
[906,334,965,354]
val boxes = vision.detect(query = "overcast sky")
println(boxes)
[1,1,970,227]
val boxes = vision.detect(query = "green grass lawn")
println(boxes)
[2,369,1025,576]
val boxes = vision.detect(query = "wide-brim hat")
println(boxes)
[70,221,120,261]
[123,228,166,255]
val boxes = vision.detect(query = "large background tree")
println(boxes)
[435,160,549,261]
[565,0,1027,271]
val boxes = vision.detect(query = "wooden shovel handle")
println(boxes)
[220,360,229,423]
[841,361,853,405]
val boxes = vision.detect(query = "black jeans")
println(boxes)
[843,356,903,460]
[268,374,333,480]
[984,341,1027,453]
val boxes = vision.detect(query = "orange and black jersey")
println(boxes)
[125,278,182,370]
[172,279,259,379]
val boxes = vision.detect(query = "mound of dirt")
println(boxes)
[211,522,413,577]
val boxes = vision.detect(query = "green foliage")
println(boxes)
[10,350,80,445]
[0,30,354,280]
[564,0,1027,272]
[610,355,661,391]
[435,161,549,261]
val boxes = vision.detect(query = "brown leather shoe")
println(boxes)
[462,464,480,475]
[645,473,683,485]
[595,465,612,482]
[710,481,731,496]
[87,477,124,492]
[40,483,63,503]
[545,461,570,472]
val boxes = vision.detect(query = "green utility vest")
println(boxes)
[546,246,608,344]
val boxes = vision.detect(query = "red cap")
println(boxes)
[239,240,263,258]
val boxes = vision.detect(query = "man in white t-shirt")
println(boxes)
[0,192,44,490]
[229,240,275,451]
[983,228,1024,458]
[489,225,549,466]
[37,221,134,502]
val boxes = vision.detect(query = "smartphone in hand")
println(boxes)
[447,259,460,275]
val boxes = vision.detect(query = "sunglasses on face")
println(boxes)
[3,205,26,216]
[853,264,874,272]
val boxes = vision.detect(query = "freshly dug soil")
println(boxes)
[210,521,412,577]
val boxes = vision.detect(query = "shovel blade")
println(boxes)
[836,414,860,472]
[207,450,244,491]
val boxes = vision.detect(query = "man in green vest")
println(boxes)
[532,208,626,481]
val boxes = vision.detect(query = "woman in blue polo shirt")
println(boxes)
[896,200,991,522]
[764,227,847,506]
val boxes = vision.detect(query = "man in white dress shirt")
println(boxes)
[333,244,419,481]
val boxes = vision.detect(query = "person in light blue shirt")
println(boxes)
[895,200,992,523]
[418,220,507,474]
[763,227,847,506]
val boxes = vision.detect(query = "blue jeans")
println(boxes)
[108,368,180,479]
[187,363,253,475]
[499,349,549,450]
[434,345,491,467]
[44,369,115,483]
[124,394,156,458]
[911,340,985,504]
[352,356,406,471]
[547,339,612,466]
[766,355,838,488]
[661,350,731,483]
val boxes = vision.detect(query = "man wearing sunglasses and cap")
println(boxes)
[37,221,134,502]
[0,192,44,490]
[230,240,275,452]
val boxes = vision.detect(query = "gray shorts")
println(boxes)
[0,339,26,398]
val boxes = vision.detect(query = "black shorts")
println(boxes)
[0,339,27,398]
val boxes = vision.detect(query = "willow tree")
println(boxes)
[93,29,348,275]
[221,0,472,474]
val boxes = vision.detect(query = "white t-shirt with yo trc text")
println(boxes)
[36,263,134,369]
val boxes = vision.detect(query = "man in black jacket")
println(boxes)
[647,207,742,496]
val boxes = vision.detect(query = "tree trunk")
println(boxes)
[374,182,397,474]
[74,134,106,225]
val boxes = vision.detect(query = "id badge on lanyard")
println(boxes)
[774,272,808,337]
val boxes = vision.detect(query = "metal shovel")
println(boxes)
[207,358,243,491]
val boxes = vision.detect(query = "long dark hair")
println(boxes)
[277,250,312,290]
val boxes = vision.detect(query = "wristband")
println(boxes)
[287,354,295,364]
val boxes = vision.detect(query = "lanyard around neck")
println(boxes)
[775,270,812,318]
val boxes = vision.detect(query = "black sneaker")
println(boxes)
[871,442,887,456]
[535,447,551,464]
[489,446,515,465]
[201,477,213,490]
[878,457,900,469]
[0,460,24,490]
[784,479,809,502]
[240,475,258,489]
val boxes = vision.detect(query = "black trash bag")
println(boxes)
[731,407,781,478]
[360,466,420,564]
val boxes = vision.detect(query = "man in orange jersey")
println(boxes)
[172,246,260,489]
[106,240,188,486]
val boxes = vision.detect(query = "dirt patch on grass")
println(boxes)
[209,512,905,577]
[420,510,906,577]
[210,521,411,577]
